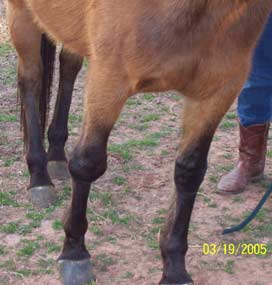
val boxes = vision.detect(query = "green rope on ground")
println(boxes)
[222,184,272,235]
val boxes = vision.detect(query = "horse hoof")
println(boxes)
[159,276,193,285]
[48,161,70,180]
[29,185,57,208]
[58,259,94,285]
[159,282,194,285]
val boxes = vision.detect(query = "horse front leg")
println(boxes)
[47,48,83,180]
[159,77,246,285]
[7,1,56,208]
[58,62,130,285]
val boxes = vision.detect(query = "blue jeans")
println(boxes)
[238,15,272,127]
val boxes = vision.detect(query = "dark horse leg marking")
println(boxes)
[47,48,83,180]
[160,137,210,285]
[159,77,246,284]
[7,2,57,208]
[58,63,130,284]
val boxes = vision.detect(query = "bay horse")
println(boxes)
[7,1,83,208]
[6,0,272,284]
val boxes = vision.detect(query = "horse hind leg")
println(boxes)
[7,1,56,208]
[58,62,130,284]
[47,48,83,180]
[159,74,247,284]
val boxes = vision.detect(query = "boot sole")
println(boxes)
[216,173,265,195]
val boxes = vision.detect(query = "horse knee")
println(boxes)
[174,149,208,195]
[69,144,107,183]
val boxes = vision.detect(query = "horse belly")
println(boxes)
[25,0,89,56]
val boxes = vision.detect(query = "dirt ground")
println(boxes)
[0,2,272,285]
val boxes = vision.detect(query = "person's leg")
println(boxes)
[217,15,272,194]
[238,13,272,127]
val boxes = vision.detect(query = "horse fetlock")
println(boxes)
[160,266,193,285]
[69,145,107,183]
[47,145,67,162]
[59,236,90,261]
[26,151,53,188]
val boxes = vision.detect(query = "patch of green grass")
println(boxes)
[142,93,155,101]
[52,219,63,231]
[37,258,55,269]
[224,260,235,274]
[208,174,218,184]
[105,236,117,244]
[108,135,160,162]
[266,242,272,254]
[123,162,145,172]
[223,153,232,159]
[198,193,217,208]
[213,135,220,142]
[252,223,272,238]
[0,113,17,123]
[0,245,6,255]
[69,114,82,124]
[17,240,40,257]
[160,106,170,113]
[0,259,17,271]
[16,268,33,277]
[0,222,18,234]
[219,120,236,130]
[26,211,45,226]
[83,58,89,67]
[146,226,160,250]
[122,271,135,279]
[4,157,18,167]
[0,43,14,56]
[152,216,165,225]
[90,191,112,206]
[126,97,142,106]
[91,225,103,236]
[0,191,19,207]
[215,164,233,173]
[240,208,272,238]
[102,209,133,225]
[113,176,126,186]
[128,123,149,131]
[45,242,61,253]
[170,94,181,101]
[161,150,170,156]
[140,113,160,123]
[22,169,30,178]
[232,196,245,203]
[94,254,116,272]
[226,112,237,120]
[146,210,165,250]
[108,144,132,161]
[200,260,225,272]
[267,150,272,158]
[254,209,267,222]
[2,66,17,86]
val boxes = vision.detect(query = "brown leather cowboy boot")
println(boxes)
[217,123,270,194]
